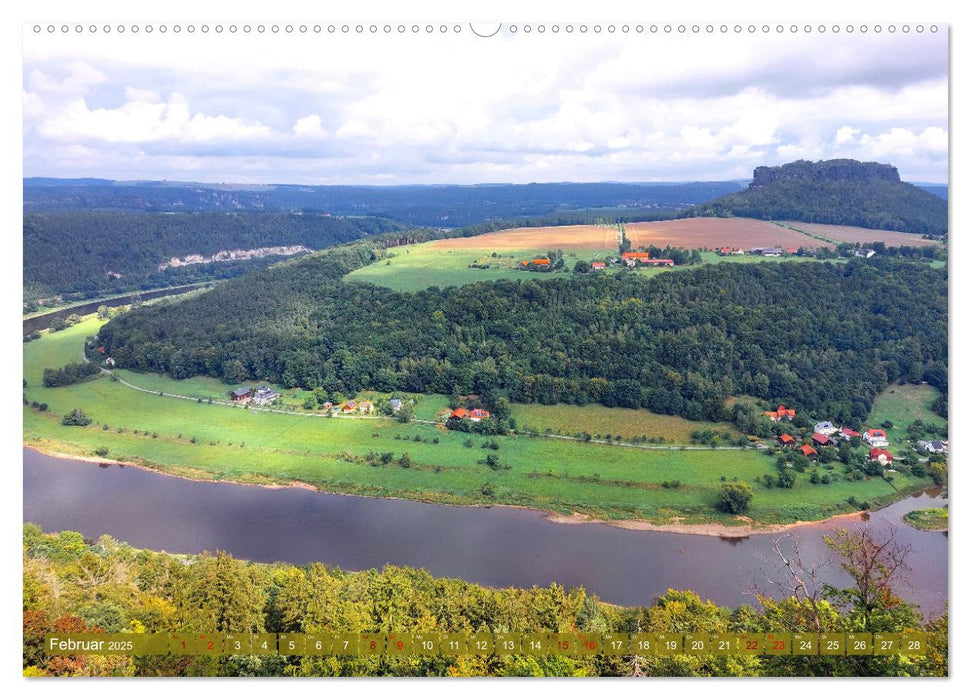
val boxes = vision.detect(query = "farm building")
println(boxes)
[812,432,836,447]
[251,386,279,406]
[856,248,876,258]
[621,251,674,267]
[449,408,470,420]
[764,404,796,422]
[230,387,253,403]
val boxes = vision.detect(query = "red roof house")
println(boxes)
[799,444,818,458]
[779,433,796,446]
[869,448,894,465]
[469,408,490,421]
[765,404,796,421]
[450,408,470,420]
[812,432,834,446]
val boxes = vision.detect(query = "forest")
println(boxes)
[685,160,948,236]
[24,179,744,226]
[23,211,400,302]
[21,524,947,677]
[98,243,947,426]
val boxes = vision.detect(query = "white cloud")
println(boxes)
[22,29,949,184]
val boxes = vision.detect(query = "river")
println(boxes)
[22,283,211,336]
[22,447,947,617]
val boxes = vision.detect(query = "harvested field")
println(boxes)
[625,217,825,249]
[425,224,619,251]
[782,222,943,247]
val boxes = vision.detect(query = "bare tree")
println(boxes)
[823,523,912,625]
[752,534,826,632]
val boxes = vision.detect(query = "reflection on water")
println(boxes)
[23,447,947,617]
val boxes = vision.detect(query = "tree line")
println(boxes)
[22,524,946,677]
[98,244,947,426]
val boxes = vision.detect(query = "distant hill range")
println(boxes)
[22,179,745,228]
[684,159,947,236]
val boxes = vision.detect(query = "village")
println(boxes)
[763,403,947,471]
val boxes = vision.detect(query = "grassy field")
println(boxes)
[868,384,946,450]
[345,243,613,292]
[23,316,931,526]
[510,402,742,444]
[903,508,948,531]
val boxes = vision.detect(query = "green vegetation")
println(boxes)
[903,508,948,531]
[24,316,931,526]
[23,211,400,302]
[510,402,740,444]
[868,384,946,450]
[21,524,947,677]
[346,244,611,292]
[687,159,948,235]
[100,244,947,429]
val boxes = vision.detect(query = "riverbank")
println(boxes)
[26,442,894,538]
[903,508,948,532]
[24,316,933,529]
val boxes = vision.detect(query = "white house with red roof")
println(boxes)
[868,448,894,466]
[863,429,889,447]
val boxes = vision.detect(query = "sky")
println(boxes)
[22,25,949,185]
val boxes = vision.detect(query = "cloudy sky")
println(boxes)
[22,26,949,185]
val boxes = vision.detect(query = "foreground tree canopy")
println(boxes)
[99,244,947,425]
[22,525,946,677]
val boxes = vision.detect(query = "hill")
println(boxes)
[23,178,744,227]
[22,211,400,303]
[686,160,948,236]
[98,243,947,425]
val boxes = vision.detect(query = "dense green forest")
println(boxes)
[22,525,946,677]
[23,211,401,302]
[685,160,948,236]
[24,179,744,226]
[98,243,947,425]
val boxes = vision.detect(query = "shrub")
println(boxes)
[717,482,753,514]
[61,408,92,426]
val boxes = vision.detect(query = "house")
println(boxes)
[591,261,606,270]
[838,427,862,441]
[532,258,551,267]
[342,400,358,413]
[814,421,838,436]
[750,247,784,257]
[469,408,490,422]
[863,429,889,447]
[718,247,744,255]
[778,433,796,447]
[764,404,796,422]
[251,386,279,406]
[357,400,374,414]
[918,440,948,454]
[799,444,818,458]
[812,432,836,447]
[620,251,675,267]
[104,357,116,367]
[449,407,470,421]
[869,448,894,466]
[230,386,253,403]
[856,248,876,258]
[389,398,403,412]
[784,247,799,255]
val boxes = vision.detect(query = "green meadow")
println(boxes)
[868,384,946,450]
[23,315,930,526]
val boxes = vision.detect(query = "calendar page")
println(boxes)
[20,9,949,682]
